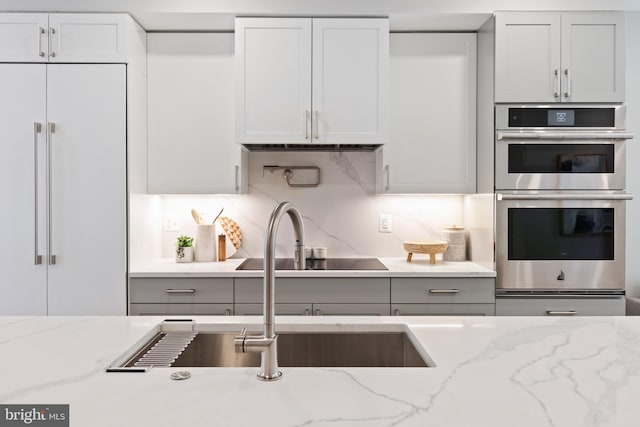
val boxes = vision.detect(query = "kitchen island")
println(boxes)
[1,315,638,426]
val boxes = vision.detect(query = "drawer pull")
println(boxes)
[428,289,459,294]
[546,310,577,316]
[165,289,196,294]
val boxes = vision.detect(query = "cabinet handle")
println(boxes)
[38,27,45,57]
[33,123,43,265]
[224,308,232,316]
[49,27,56,58]
[234,165,240,192]
[165,289,196,294]
[314,308,322,316]
[305,110,310,140]
[304,308,311,316]
[553,69,560,98]
[429,289,459,294]
[564,69,571,98]
[314,110,319,140]
[394,308,400,316]
[546,310,577,316]
[46,122,56,265]
[384,165,390,191]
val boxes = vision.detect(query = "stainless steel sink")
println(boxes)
[171,332,428,368]
[107,321,432,371]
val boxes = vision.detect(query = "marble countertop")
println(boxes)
[1,315,638,426]
[130,257,496,278]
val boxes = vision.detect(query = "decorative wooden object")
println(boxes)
[403,240,448,264]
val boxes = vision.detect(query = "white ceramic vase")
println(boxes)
[195,224,217,262]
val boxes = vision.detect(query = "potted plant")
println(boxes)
[175,235,194,263]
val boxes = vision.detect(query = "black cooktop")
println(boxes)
[236,258,388,271]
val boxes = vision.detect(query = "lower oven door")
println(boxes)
[495,132,630,191]
[496,192,631,291]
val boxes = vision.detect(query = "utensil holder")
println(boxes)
[195,225,217,262]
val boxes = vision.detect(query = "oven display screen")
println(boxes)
[508,208,614,260]
[548,110,575,126]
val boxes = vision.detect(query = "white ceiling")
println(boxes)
[0,0,633,31]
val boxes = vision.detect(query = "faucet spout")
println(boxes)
[235,201,305,381]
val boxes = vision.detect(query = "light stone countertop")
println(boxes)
[1,315,638,426]
[129,257,496,278]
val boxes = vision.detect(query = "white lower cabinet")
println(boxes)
[391,278,495,316]
[496,297,625,316]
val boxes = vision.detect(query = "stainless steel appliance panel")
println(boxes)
[496,192,628,291]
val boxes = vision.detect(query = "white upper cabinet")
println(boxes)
[235,17,388,145]
[377,33,476,194]
[0,13,136,63]
[495,12,625,103]
[147,33,247,194]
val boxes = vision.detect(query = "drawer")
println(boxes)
[130,278,233,303]
[392,303,495,316]
[234,278,390,304]
[234,303,312,316]
[496,297,625,316]
[391,278,495,304]
[129,303,233,316]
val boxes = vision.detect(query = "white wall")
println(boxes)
[626,11,640,295]
[157,151,471,260]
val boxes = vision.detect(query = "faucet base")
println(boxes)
[257,370,283,381]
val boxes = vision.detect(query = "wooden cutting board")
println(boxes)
[215,216,242,257]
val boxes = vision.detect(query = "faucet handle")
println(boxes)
[234,327,248,353]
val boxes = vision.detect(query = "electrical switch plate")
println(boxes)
[164,216,179,232]
[379,214,392,233]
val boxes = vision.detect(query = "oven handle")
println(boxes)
[497,193,633,201]
[497,131,634,141]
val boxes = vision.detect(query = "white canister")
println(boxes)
[195,224,217,262]
[442,226,466,261]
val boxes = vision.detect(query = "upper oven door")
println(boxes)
[495,134,627,190]
[496,192,630,291]
[495,104,633,191]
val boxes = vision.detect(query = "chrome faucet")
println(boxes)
[234,201,305,381]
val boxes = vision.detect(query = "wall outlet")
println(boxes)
[379,214,392,233]
[164,216,179,232]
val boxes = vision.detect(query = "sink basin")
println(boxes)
[108,322,432,370]
[171,332,428,368]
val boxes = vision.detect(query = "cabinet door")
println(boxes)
[0,13,48,62]
[313,304,390,316]
[496,297,625,316]
[48,14,127,63]
[46,65,126,315]
[0,64,47,314]
[392,304,495,316]
[130,303,232,316]
[391,278,495,304]
[561,13,625,102]
[495,13,561,103]
[312,19,388,144]
[130,278,234,304]
[147,33,245,194]
[234,303,312,316]
[235,18,312,144]
[379,33,476,194]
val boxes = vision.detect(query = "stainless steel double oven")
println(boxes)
[495,105,633,296]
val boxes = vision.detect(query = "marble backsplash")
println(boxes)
[152,151,493,265]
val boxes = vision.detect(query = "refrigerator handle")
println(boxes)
[47,122,57,265]
[33,123,43,265]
